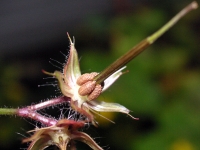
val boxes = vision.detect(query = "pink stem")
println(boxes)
[28,96,70,111]
[17,108,57,126]
[16,96,70,126]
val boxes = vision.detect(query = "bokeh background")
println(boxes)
[0,0,200,149]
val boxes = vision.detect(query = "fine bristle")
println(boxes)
[66,32,73,44]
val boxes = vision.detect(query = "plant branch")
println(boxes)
[17,108,57,126]
[0,96,70,126]
[28,96,70,111]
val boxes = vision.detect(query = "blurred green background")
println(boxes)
[0,0,200,150]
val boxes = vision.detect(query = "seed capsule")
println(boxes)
[77,72,99,85]
[87,84,103,100]
[78,81,96,96]
[77,72,103,100]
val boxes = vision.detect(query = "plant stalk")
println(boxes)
[0,108,18,115]
[94,1,198,84]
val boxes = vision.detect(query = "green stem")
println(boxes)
[147,1,198,44]
[0,108,18,115]
[94,1,198,84]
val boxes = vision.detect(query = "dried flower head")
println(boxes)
[23,119,103,150]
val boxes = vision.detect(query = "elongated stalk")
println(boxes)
[27,96,69,111]
[17,109,57,126]
[148,1,198,44]
[0,108,18,115]
[94,1,198,84]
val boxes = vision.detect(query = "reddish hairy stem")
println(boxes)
[17,108,57,126]
[28,96,70,111]
[16,96,70,126]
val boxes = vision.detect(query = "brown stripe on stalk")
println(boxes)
[94,39,150,84]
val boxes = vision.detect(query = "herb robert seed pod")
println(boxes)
[87,84,103,100]
[78,80,96,96]
[41,2,198,124]
[77,72,103,100]
[77,72,99,85]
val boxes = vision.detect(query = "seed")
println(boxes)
[78,81,96,96]
[77,72,98,85]
[87,84,103,100]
